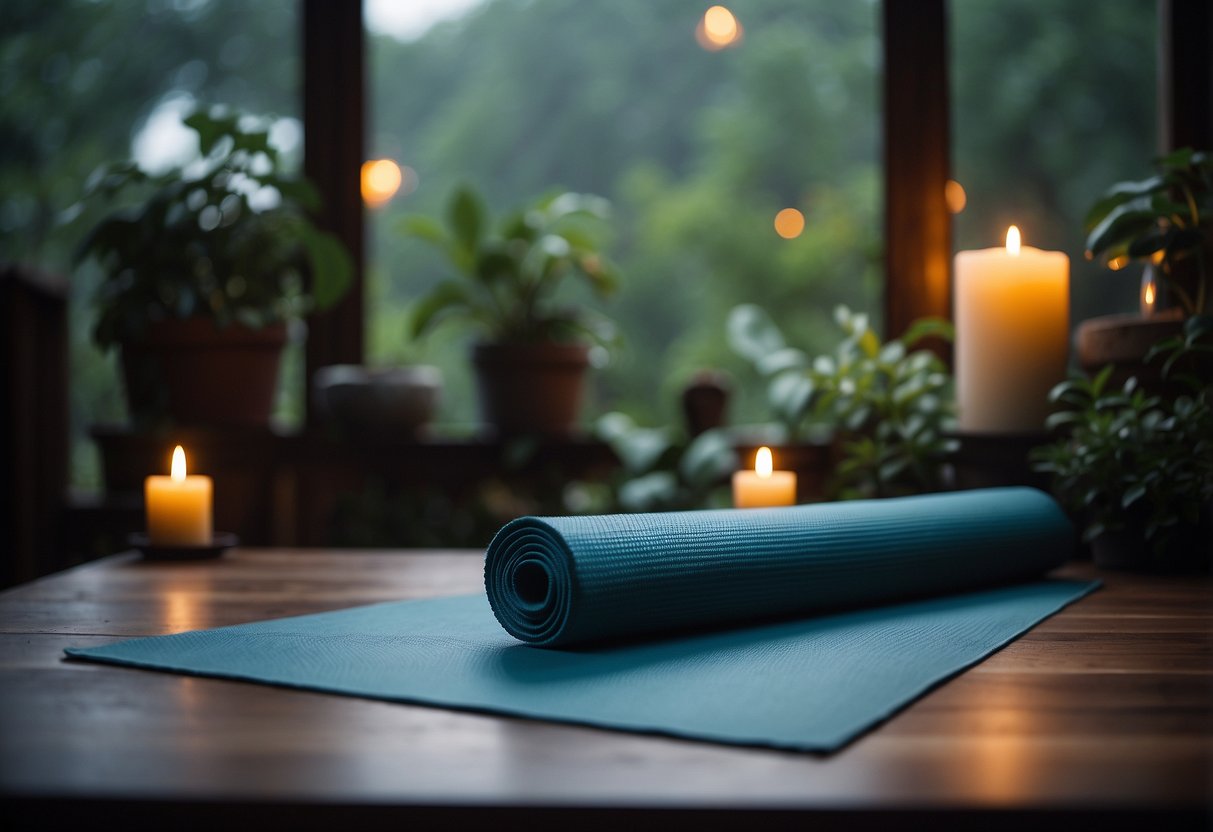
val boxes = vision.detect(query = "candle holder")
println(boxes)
[127,531,238,561]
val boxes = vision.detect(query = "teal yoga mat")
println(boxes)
[67,488,1098,752]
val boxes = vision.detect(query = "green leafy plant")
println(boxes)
[729,304,956,499]
[74,108,353,350]
[595,412,737,512]
[401,185,619,345]
[1031,315,1213,556]
[1085,147,1211,314]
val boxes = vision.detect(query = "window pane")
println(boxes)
[950,0,1157,326]
[365,0,881,429]
[0,0,301,489]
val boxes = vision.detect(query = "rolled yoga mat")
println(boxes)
[67,487,1098,752]
[486,487,1075,646]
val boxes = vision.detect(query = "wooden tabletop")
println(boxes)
[1,549,1210,830]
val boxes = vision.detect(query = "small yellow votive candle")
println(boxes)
[145,445,213,545]
[732,446,797,508]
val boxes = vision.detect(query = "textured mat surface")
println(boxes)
[486,487,1078,645]
[68,488,1098,752]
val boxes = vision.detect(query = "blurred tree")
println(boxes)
[367,0,881,427]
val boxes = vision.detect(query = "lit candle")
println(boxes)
[145,445,213,546]
[954,226,1069,433]
[732,446,797,508]
[1140,267,1157,317]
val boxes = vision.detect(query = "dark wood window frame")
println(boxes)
[300,0,1211,422]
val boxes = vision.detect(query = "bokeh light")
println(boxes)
[361,158,403,208]
[945,179,966,214]
[774,208,805,239]
[696,6,742,51]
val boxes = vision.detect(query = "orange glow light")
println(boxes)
[945,179,966,214]
[774,207,805,239]
[361,159,403,208]
[755,446,773,479]
[1005,225,1021,256]
[170,445,186,482]
[1142,272,1157,315]
[1107,255,1130,271]
[696,6,742,50]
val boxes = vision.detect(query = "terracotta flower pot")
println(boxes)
[121,318,287,427]
[471,341,590,436]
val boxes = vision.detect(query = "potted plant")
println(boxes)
[400,185,618,435]
[728,304,956,499]
[595,411,737,512]
[1031,315,1213,572]
[1078,147,1210,386]
[74,107,352,427]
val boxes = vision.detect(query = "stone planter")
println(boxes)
[1074,310,1185,393]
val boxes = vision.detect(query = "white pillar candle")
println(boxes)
[732,446,797,508]
[145,445,213,546]
[954,226,1069,433]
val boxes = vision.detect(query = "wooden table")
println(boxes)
[2,550,1210,830]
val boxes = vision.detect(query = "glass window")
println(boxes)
[0,0,300,489]
[950,0,1157,328]
[364,0,881,429]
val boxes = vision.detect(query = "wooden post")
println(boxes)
[882,0,952,359]
[1159,0,1213,153]
[303,0,365,425]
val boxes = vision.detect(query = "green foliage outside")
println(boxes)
[368,0,884,429]
[0,0,1159,494]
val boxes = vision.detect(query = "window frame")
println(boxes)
[300,0,1210,422]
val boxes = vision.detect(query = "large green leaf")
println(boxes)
[409,280,472,338]
[300,230,353,310]
[184,109,240,157]
[900,316,954,347]
[1084,199,1157,258]
[1127,228,1170,258]
[1157,147,1194,169]
[727,304,785,364]
[679,428,736,488]
[447,186,484,254]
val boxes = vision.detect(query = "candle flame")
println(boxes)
[1142,272,1157,315]
[171,445,187,482]
[755,446,773,479]
[1005,225,1021,256]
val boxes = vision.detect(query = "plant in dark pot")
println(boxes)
[74,108,352,427]
[400,185,618,435]
[1078,147,1211,387]
[1031,315,1213,573]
